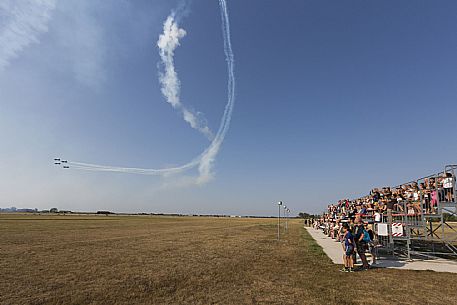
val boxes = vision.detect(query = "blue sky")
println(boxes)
[1,0,456,215]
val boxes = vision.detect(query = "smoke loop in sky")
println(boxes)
[65,0,235,185]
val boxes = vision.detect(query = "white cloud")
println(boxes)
[0,0,57,71]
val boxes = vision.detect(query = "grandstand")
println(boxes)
[318,165,457,260]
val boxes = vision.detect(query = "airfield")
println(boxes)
[2,214,457,305]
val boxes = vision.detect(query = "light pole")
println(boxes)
[286,208,290,230]
[284,205,288,232]
[277,201,282,241]
[286,208,290,231]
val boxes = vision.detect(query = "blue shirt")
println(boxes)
[344,231,354,248]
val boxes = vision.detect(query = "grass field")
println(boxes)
[1,214,457,305]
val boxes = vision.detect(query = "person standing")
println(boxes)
[353,216,370,270]
[443,173,454,202]
[349,217,357,264]
[340,224,354,272]
[365,223,377,265]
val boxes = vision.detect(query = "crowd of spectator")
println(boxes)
[324,171,455,222]
[312,170,455,272]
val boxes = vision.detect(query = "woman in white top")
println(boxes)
[443,172,454,202]
[374,210,381,223]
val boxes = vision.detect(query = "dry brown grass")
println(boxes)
[1,214,457,305]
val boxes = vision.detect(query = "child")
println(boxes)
[340,224,354,272]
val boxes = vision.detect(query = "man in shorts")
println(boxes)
[354,216,370,270]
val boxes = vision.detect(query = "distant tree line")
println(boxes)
[297,212,319,219]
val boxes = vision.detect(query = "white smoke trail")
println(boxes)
[64,0,235,184]
[0,0,57,71]
[195,0,235,184]
[157,12,213,140]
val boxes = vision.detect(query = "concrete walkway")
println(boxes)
[305,227,457,274]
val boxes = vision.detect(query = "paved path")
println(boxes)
[305,227,457,274]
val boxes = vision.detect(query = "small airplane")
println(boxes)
[63,166,70,169]
[54,158,61,161]
[61,160,68,163]
[54,162,61,165]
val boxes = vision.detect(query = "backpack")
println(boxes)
[362,229,371,242]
